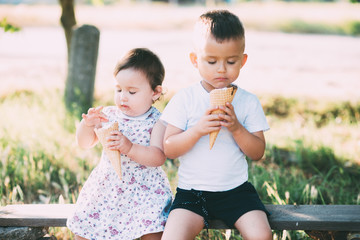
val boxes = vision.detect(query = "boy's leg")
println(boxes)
[234,210,272,240]
[161,208,204,240]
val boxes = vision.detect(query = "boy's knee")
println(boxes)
[242,229,272,240]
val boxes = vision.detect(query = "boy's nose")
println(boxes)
[217,62,226,72]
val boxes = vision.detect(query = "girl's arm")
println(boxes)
[76,120,98,148]
[107,120,167,167]
[76,106,108,149]
[163,106,221,159]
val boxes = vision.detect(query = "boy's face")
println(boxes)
[190,35,247,92]
[114,68,161,117]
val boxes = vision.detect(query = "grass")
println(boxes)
[278,19,360,36]
[1,89,359,239]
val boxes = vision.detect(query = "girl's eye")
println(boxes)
[129,91,136,95]
[117,89,122,92]
[208,61,216,64]
[228,61,235,65]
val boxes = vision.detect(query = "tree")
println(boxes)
[59,0,77,61]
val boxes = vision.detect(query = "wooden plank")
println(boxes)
[266,205,360,231]
[1,204,360,231]
[0,204,73,227]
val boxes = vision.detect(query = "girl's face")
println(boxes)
[114,68,161,117]
[190,35,247,92]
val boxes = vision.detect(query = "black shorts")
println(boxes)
[170,181,270,228]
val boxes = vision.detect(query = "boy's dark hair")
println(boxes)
[113,48,165,91]
[199,10,245,42]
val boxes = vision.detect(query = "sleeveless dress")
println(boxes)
[67,106,173,240]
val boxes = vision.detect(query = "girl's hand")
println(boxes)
[193,106,222,137]
[106,131,133,154]
[82,106,108,128]
[218,102,241,132]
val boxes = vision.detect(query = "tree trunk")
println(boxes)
[59,0,76,62]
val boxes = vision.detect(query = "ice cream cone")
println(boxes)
[94,122,122,180]
[209,85,237,149]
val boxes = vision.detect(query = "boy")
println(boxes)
[161,10,272,240]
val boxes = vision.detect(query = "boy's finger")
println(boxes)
[206,106,219,115]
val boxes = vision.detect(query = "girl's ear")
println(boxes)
[189,52,198,68]
[152,85,163,102]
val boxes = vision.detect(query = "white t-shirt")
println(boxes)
[161,82,269,192]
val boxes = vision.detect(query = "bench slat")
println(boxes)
[1,204,359,231]
[266,205,360,231]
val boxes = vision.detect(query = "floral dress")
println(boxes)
[67,106,173,240]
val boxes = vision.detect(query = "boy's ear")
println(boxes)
[241,53,248,68]
[152,85,163,102]
[189,52,198,68]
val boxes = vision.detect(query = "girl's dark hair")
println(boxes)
[113,48,165,90]
[199,10,245,42]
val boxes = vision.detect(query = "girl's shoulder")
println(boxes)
[148,106,161,120]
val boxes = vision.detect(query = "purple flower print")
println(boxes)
[89,212,100,219]
[155,188,164,195]
[142,219,152,227]
[116,187,124,194]
[129,176,136,184]
[109,226,119,236]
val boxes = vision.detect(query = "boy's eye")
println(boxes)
[227,61,236,65]
[208,61,216,64]
[117,89,122,92]
[129,91,136,95]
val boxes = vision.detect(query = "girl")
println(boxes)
[67,48,173,240]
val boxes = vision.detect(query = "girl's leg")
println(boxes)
[141,232,163,240]
[161,208,204,240]
[234,210,272,240]
[74,235,89,240]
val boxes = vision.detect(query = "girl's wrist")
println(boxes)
[124,142,134,156]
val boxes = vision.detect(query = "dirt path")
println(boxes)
[1,4,360,101]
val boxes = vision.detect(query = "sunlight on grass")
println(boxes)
[1,89,359,239]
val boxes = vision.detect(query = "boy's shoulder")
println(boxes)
[171,82,204,100]
[234,87,260,102]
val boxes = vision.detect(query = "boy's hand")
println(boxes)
[106,131,133,154]
[194,106,222,137]
[218,102,241,132]
[82,106,109,128]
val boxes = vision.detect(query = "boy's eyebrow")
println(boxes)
[205,55,240,58]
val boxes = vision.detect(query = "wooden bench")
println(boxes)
[1,204,359,239]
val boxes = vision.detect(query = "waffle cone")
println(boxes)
[209,86,237,149]
[94,122,122,180]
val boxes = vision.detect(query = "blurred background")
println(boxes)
[1,0,360,239]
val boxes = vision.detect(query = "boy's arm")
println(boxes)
[219,102,266,160]
[163,124,201,159]
[164,106,221,159]
[232,127,265,161]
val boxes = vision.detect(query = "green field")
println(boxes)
[1,89,359,239]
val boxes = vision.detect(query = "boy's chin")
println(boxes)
[203,81,233,90]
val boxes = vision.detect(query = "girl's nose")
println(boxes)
[119,92,127,102]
